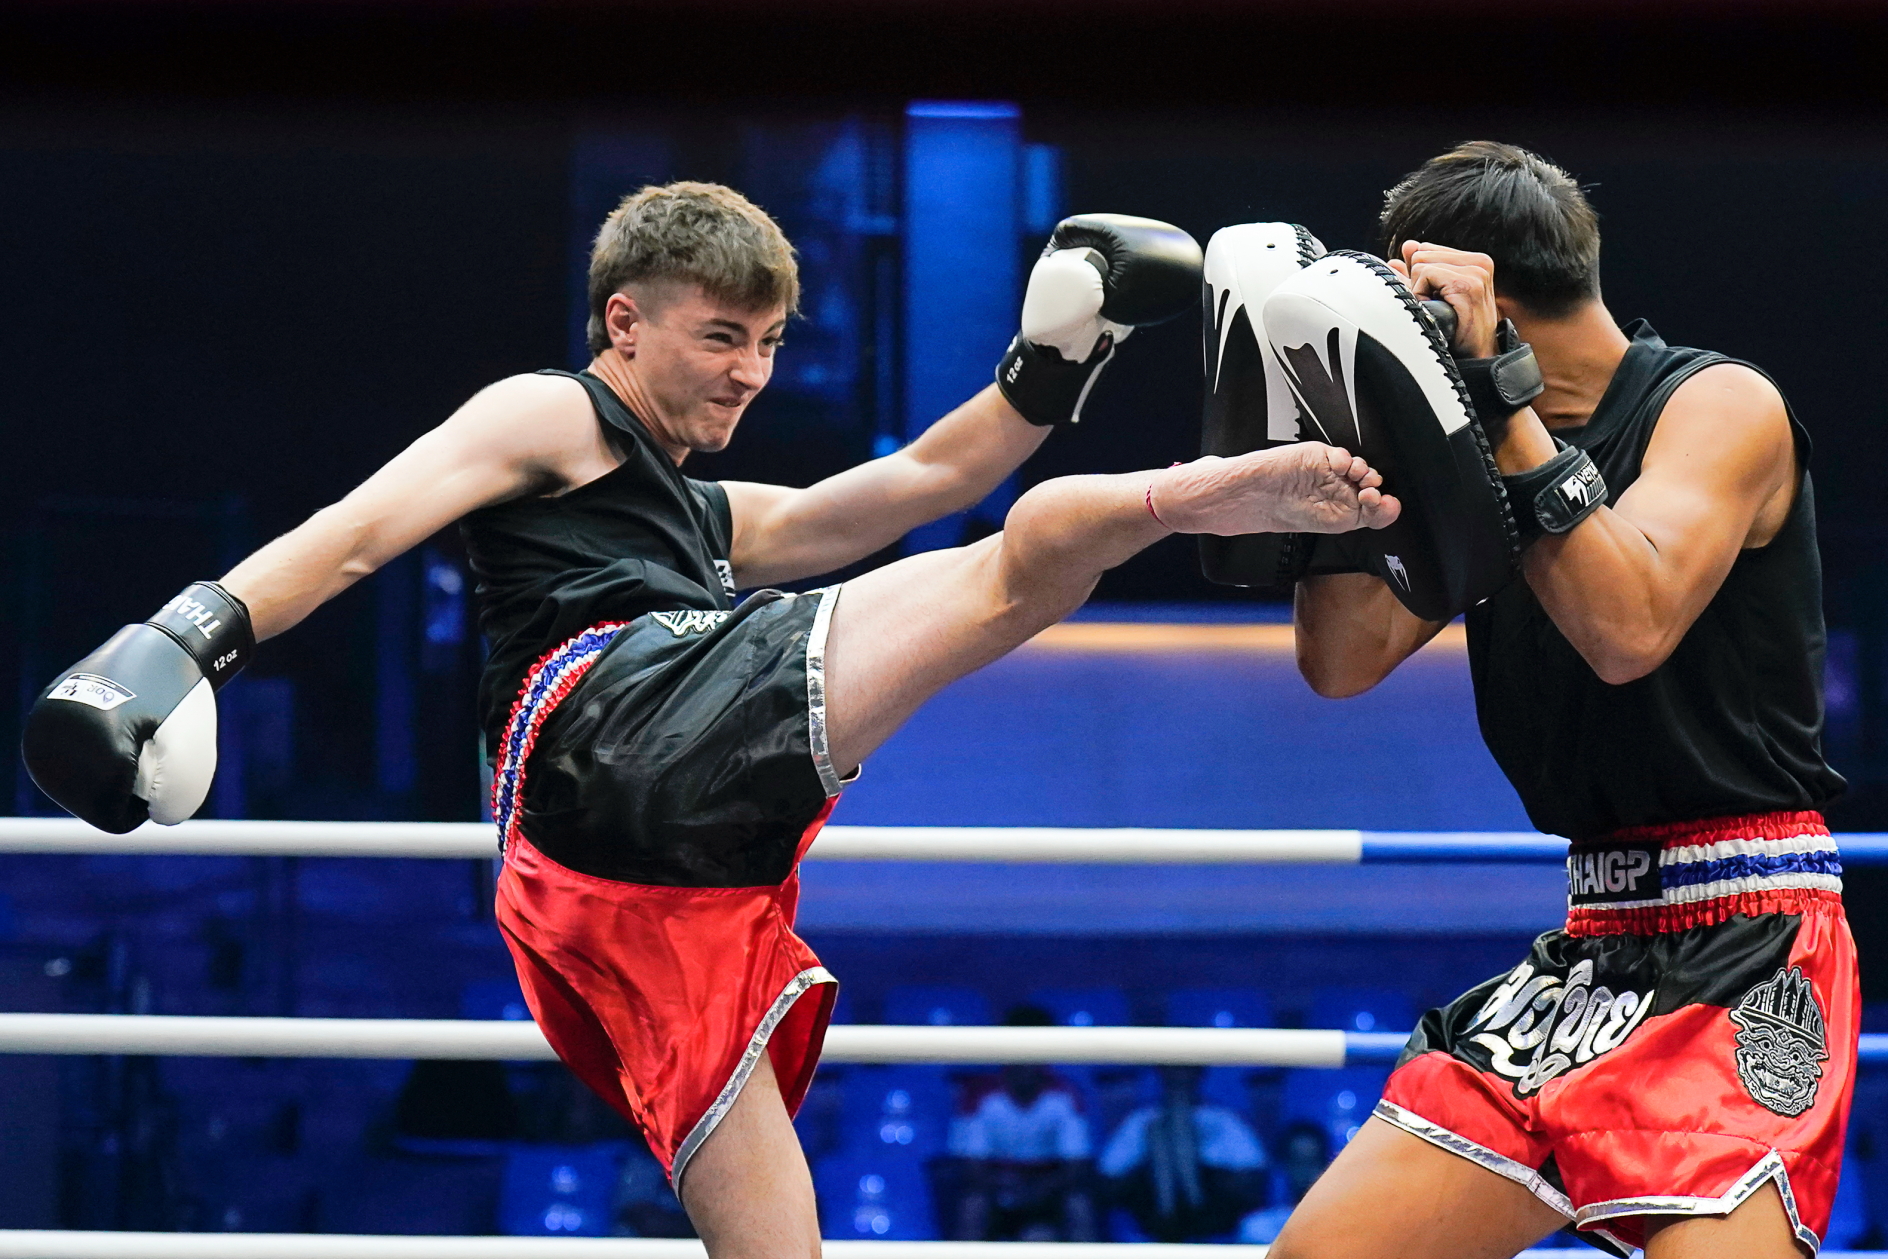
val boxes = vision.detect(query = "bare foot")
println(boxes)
[1151,444,1401,536]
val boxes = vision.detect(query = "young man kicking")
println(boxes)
[25,181,1396,1256]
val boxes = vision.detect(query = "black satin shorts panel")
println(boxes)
[517,589,835,888]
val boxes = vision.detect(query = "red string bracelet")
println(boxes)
[1145,480,1171,529]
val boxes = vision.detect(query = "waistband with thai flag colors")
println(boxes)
[1565,810,1842,937]
[491,622,629,854]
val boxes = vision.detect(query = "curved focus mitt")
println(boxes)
[1199,222,1368,589]
[1261,251,1518,621]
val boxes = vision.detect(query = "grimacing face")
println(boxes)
[625,285,787,454]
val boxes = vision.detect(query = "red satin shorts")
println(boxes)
[1378,811,1857,1255]
[495,821,837,1183]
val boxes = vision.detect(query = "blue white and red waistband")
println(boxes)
[1565,810,1842,937]
[491,622,629,853]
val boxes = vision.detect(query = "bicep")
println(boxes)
[1605,365,1794,602]
[310,375,578,569]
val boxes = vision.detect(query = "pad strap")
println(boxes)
[1456,319,1544,425]
[145,581,254,688]
[1503,441,1608,544]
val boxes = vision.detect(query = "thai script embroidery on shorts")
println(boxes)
[1466,958,1654,1097]
[1730,966,1829,1117]
[651,610,731,637]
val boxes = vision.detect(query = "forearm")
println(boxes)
[1518,512,1691,684]
[1493,412,1696,684]
[728,386,1050,585]
[892,384,1052,524]
[1294,572,1442,697]
[219,503,389,640]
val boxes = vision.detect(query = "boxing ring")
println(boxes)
[3,817,1884,1258]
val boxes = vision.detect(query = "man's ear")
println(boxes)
[605,291,644,357]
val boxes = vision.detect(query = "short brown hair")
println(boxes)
[586,181,799,354]
[1380,141,1600,317]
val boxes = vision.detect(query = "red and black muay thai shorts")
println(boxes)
[1378,810,1857,1255]
[488,588,848,1183]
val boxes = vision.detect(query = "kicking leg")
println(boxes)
[678,1054,821,1259]
[823,443,1395,770]
[1265,1116,1567,1259]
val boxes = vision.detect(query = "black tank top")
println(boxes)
[1466,321,1844,840]
[461,370,735,751]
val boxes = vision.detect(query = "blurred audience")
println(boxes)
[1099,1065,1268,1241]
[1237,1120,1329,1244]
[944,1005,1098,1241]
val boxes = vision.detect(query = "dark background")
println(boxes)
[4,0,1888,1240]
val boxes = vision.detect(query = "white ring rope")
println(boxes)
[0,1237,1676,1259]
[0,1015,1352,1067]
[0,1239,1273,1259]
[0,818,1370,862]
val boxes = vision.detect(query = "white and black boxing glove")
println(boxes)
[996,213,1203,426]
[22,582,254,833]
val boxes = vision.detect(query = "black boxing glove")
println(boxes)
[22,582,254,833]
[997,213,1203,425]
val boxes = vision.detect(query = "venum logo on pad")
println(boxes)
[1382,555,1410,589]
[651,610,731,638]
[1730,966,1829,1117]
[1467,958,1655,1097]
[47,673,136,712]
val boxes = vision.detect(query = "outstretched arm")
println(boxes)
[222,373,599,639]
[721,385,1046,588]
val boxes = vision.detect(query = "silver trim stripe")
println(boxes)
[671,966,836,1185]
[1574,1148,1820,1255]
[805,586,844,798]
[1372,1100,1574,1218]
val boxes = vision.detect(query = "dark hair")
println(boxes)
[1002,1004,1056,1027]
[1379,141,1600,317]
[586,181,799,355]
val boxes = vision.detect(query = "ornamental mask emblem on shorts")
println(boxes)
[1465,959,1654,1098]
[1730,966,1829,1117]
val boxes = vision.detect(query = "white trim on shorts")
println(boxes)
[1574,1148,1821,1255]
[1375,1101,1822,1255]
[672,965,837,1186]
[1373,1099,1575,1218]
[805,585,846,797]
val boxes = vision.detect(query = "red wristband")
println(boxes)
[1146,481,1170,529]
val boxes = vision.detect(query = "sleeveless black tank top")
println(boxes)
[461,370,735,750]
[1466,321,1844,841]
